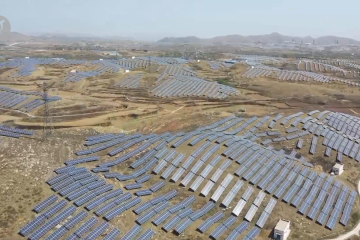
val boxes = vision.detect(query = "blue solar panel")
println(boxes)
[152,211,171,226]
[119,224,141,240]
[210,224,227,240]
[103,228,121,240]
[44,226,68,240]
[136,209,157,225]
[66,187,89,201]
[19,215,47,236]
[74,217,98,237]
[28,206,76,240]
[84,221,109,240]
[63,211,88,230]
[42,200,68,219]
[135,229,155,240]
[162,215,182,232]
[33,195,58,213]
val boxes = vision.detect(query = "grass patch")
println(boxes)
[216,78,232,86]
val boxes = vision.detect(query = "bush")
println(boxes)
[351,212,360,224]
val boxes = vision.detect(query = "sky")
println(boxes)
[2,0,360,41]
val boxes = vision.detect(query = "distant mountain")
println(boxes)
[0,32,136,44]
[157,36,203,44]
[0,32,33,43]
[157,32,360,45]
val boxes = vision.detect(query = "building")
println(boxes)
[225,60,237,64]
[332,163,344,175]
[274,219,291,240]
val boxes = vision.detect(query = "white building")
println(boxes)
[274,219,291,240]
[332,163,344,175]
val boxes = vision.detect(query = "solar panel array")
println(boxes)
[208,61,235,70]
[150,75,238,99]
[0,86,61,112]
[114,74,142,89]
[17,110,360,240]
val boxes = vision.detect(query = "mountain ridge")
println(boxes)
[157,32,360,45]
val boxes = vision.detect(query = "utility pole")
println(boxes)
[35,82,55,141]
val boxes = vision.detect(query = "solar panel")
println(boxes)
[74,217,98,237]
[162,215,181,232]
[264,198,277,214]
[174,218,193,234]
[63,211,88,230]
[150,181,165,192]
[245,205,259,222]
[211,185,225,202]
[245,226,261,240]
[242,186,254,201]
[44,226,68,240]
[200,180,215,197]
[210,224,227,240]
[33,195,58,213]
[103,228,121,240]
[119,224,141,240]
[28,206,76,240]
[83,221,109,240]
[256,211,270,228]
[135,229,155,240]
[19,215,47,236]
[232,199,247,216]
[152,210,171,226]
[42,200,67,219]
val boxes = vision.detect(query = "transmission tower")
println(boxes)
[148,56,151,73]
[35,82,55,141]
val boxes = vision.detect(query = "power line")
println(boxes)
[35,82,55,141]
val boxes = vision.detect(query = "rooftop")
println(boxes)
[275,219,290,231]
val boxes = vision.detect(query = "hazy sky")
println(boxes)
[2,0,360,41]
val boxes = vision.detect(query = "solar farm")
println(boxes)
[1,52,360,240]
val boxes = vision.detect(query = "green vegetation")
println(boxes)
[216,78,232,86]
